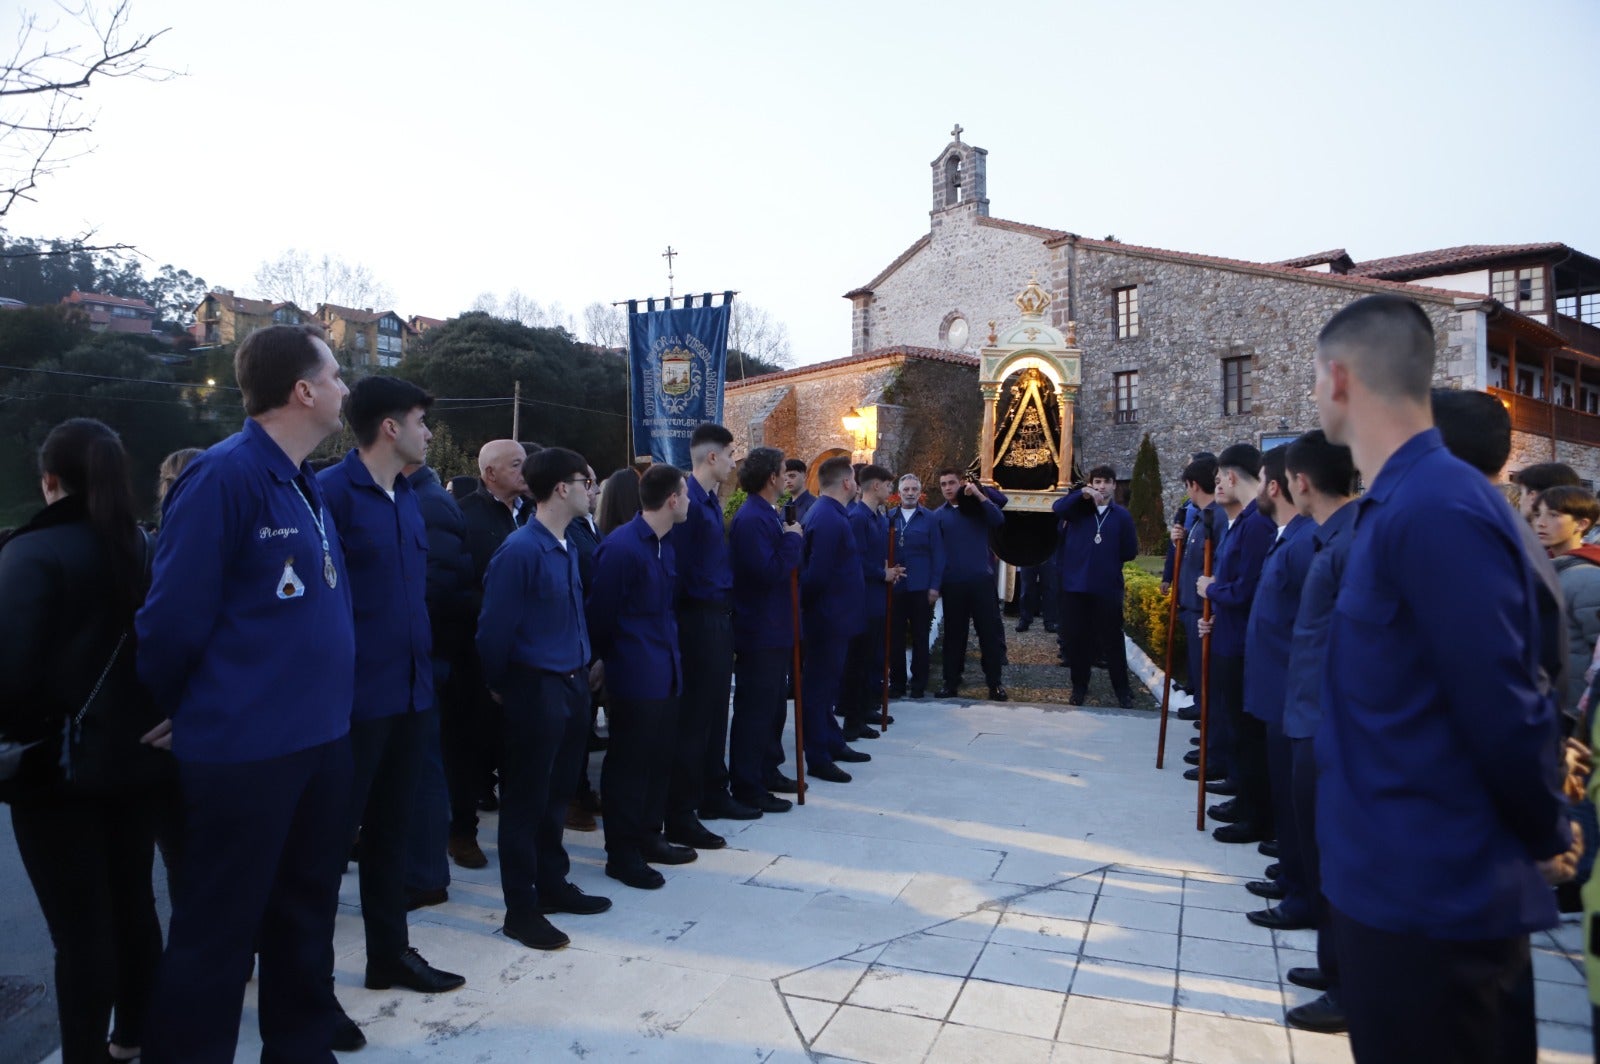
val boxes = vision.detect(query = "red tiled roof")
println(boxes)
[728,345,977,390]
[1272,249,1353,270]
[197,291,301,317]
[1348,243,1566,279]
[317,303,390,324]
[62,289,153,311]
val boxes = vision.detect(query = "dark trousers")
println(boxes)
[12,794,163,1064]
[940,576,1006,689]
[1265,724,1311,920]
[1332,909,1535,1064]
[497,667,587,920]
[405,667,451,895]
[348,710,427,964]
[1018,560,1059,627]
[840,619,886,726]
[1191,617,1232,774]
[1219,656,1269,832]
[730,646,788,802]
[670,606,734,821]
[890,590,935,695]
[439,655,485,840]
[801,632,850,765]
[602,695,678,860]
[1290,737,1339,990]
[571,690,600,801]
[145,736,352,1064]
[1060,590,1130,696]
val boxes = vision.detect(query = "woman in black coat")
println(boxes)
[0,419,169,1064]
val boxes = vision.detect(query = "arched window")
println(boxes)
[944,153,962,206]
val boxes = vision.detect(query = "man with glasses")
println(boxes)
[888,474,944,699]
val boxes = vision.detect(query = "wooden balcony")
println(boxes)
[1555,313,1600,357]
[1488,387,1600,448]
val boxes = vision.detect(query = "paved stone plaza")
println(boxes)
[44,697,1593,1064]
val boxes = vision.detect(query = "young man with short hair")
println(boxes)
[1052,464,1139,707]
[319,376,464,1003]
[782,458,817,523]
[841,465,905,739]
[1173,455,1220,729]
[588,464,692,890]
[478,447,614,950]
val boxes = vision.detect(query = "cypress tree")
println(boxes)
[1128,433,1165,555]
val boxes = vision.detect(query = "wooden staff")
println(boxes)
[1195,533,1214,831]
[1156,526,1186,769]
[881,521,896,731]
[790,568,807,806]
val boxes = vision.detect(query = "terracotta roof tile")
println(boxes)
[62,289,154,311]
[727,345,976,390]
[1348,243,1568,279]
[1272,249,1353,270]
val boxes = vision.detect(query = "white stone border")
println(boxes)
[1125,635,1194,710]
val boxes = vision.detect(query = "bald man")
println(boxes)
[446,439,532,869]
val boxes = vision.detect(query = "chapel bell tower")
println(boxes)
[931,124,989,217]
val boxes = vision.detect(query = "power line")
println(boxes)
[0,363,237,390]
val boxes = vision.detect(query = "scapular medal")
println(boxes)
[322,551,338,590]
[1094,534,1102,544]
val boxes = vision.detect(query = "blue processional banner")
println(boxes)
[627,293,732,469]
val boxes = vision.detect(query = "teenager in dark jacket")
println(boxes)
[0,419,169,1064]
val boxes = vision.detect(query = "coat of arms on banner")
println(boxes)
[645,334,717,417]
[660,346,693,397]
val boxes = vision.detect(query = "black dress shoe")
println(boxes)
[331,1012,366,1052]
[1177,705,1201,721]
[835,746,871,763]
[663,821,725,851]
[1247,904,1315,930]
[989,686,1009,701]
[1068,689,1086,706]
[1044,623,1058,633]
[606,858,665,890]
[1286,967,1329,991]
[1116,690,1134,709]
[1189,736,1200,746]
[641,836,699,864]
[1208,801,1244,823]
[1016,620,1031,632]
[365,948,466,992]
[1286,992,1347,1034]
[765,773,800,794]
[1264,863,1281,880]
[843,724,880,740]
[1258,840,1280,858]
[933,686,960,698]
[1183,750,1201,766]
[701,795,762,821]
[808,761,852,783]
[1212,822,1267,844]
[503,913,571,950]
[1245,879,1286,900]
[1204,780,1238,796]
[749,792,793,813]
[406,887,448,911]
[1182,766,1226,783]
[538,882,613,916]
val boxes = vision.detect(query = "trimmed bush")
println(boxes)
[1123,561,1188,685]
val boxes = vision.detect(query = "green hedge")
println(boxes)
[1123,562,1188,686]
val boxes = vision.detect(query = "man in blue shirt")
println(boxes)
[478,447,614,950]
[728,447,804,812]
[319,377,464,1003]
[800,456,874,782]
[1227,445,1315,933]
[841,465,905,740]
[1313,294,1577,1062]
[665,423,755,847]
[1052,464,1140,707]
[563,463,605,832]
[1171,456,1218,732]
[783,458,818,523]
[933,469,1009,700]
[138,323,356,1063]
[1196,443,1273,843]
[1278,429,1358,1035]
[888,473,945,699]
[588,464,692,890]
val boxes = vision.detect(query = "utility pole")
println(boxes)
[512,379,521,441]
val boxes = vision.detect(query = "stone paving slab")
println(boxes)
[33,695,1593,1063]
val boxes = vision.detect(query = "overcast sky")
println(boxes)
[6,0,1598,365]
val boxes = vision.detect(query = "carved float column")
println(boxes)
[1056,387,1077,488]
[980,382,1001,484]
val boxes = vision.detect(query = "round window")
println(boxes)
[945,315,969,349]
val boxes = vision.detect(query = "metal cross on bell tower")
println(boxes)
[662,245,678,299]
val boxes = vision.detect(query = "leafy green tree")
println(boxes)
[1127,432,1165,555]
[0,305,92,375]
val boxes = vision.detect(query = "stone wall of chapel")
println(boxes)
[1049,243,1480,515]
[1507,430,1600,487]
[855,209,1054,356]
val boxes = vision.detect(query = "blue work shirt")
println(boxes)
[1241,514,1314,726]
[136,418,355,764]
[1282,501,1357,740]
[666,473,732,604]
[406,466,476,665]
[1178,503,1227,616]
[935,486,1006,584]
[477,518,590,690]
[1203,500,1275,658]
[730,494,803,652]
[801,495,865,643]
[319,450,433,722]
[1162,499,1201,584]
[888,506,945,593]
[1319,429,1569,939]
[848,500,893,618]
[586,513,681,700]
[1052,491,1139,598]
[791,490,817,523]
